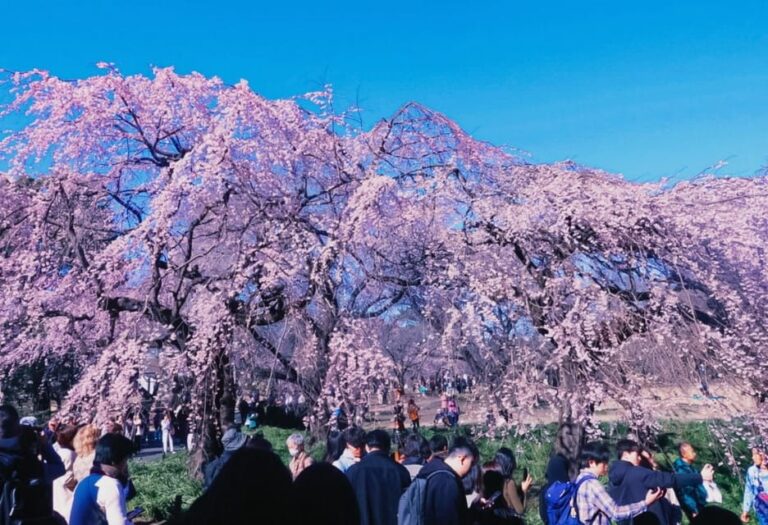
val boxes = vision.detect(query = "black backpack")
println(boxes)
[0,433,64,525]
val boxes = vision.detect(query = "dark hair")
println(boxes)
[56,424,81,451]
[94,433,135,466]
[690,506,741,525]
[481,469,505,499]
[403,433,427,462]
[428,434,448,456]
[579,441,610,469]
[324,430,346,463]
[462,461,482,495]
[245,433,273,452]
[293,463,361,525]
[365,429,391,454]
[183,449,292,525]
[343,426,366,449]
[633,511,662,525]
[495,447,517,478]
[0,405,20,439]
[616,439,641,459]
[451,436,479,461]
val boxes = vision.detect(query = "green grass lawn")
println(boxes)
[129,420,759,524]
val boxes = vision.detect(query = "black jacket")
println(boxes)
[608,459,701,525]
[346,450,411,525]
[417,457,468,525]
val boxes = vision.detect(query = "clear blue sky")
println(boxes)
[2,0,767,182]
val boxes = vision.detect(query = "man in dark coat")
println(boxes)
[203,426,248,488]
[416,441,474,525]
[608,439,710,525]
[346,429,410,525]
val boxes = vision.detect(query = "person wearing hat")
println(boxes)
[203,425,248,489]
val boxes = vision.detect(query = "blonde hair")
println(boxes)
[73,424,100,457]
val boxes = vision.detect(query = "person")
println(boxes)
[131,412,143,452]
[427,434,449,462]
[237,397,250,426]
[495,447,533,516]
[287,433,314,480]
[294,462,361,525]
[324,429,346,463]
[416,440,475,525]
[161,411,174,455]
[609,438,709,525]
[673,442,710,520]
[401,433,429,481]
[346,429,410,525]
[70,433,135,525]
[0,404,66,524]
[53,424,80,522]
[152,410,162,443]
[73,424,101,484]
[334,426,366,473]
[203,425,248,488]
[407,399,421,430]
[469,467,524,525]
[574,441,663,525]
[539,422,581,524]
[447,397,460,427]
[741,447,768,525]
[180,448,292,525]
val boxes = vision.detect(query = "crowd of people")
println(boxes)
[1,401,766,525]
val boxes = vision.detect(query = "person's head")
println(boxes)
[444,443,475,479]
[428,434,448,459]
[342,426,366,458]
[554,422,583,460]
[55,424,80,451]
[221,427,247,452]
[0,405,20,439]
[481,468,505,499]
[293,463,361,525]
[245,432,273,452]
[579,441,611,476]
[324,430,346,462]
[365,429,391,454]
[74,424,101,457]
[617,439,642,466]
[94,433,135,475]
[286,433,306,457]
[494,447,517,478]
[751,447,765,467]
[462,461,482,495]
[408,398,415,405]
[402,433,428,462]
[690,505,741,525]
[638,448,657,470]
[633,511,662,525]
[184,449,292,525]
[679,442,696,463]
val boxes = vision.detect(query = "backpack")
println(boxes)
[0,438,64,525]
[397,470,453,525]
[545,475,594,525]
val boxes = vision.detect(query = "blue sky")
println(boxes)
[2,0,767,182]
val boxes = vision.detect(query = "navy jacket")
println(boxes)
[608,459,702,525]
[416,457,468,525]
[347,450,411,525]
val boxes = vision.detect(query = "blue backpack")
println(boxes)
[545,475,594,525]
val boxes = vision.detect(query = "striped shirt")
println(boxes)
[575,471,647,525]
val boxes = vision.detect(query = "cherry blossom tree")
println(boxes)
[1,66,766,462]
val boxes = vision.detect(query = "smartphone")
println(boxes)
[522,467,529,479]
[127,507,144,520]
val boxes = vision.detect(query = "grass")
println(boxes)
[129,420,760,524]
